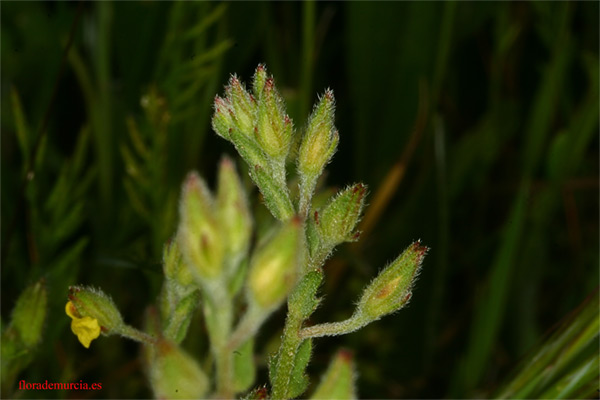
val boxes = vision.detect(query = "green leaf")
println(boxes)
[288,269,322,320]
[163,290,200,344]
[11,88,31,168]
[493,289,599,399]
[288,338,312,399]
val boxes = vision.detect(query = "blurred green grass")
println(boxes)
[2,2,598,399]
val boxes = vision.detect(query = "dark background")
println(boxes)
[2,2,598,398]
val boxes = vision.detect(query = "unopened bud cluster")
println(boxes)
[212,66,295,221]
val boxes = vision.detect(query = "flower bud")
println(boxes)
[11,279,47,348]
[357,241,427,320]
[225,75,256,135]
[318,183,367,246]
[253,64,268,99]
[311,349,357,400]
[255,78,293,160]
[177,172,224,280]
[298,89,338,178]
[68,286,124,333]
[247,218,303,309]
[163,240,193,287]
[148,338,209,399]
[217,156,252,266]
[212,96,234,140]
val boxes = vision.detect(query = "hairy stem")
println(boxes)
[228,305,266,351]
[271,306,304,399]
[299,313,368,339]
[120,325,158,345]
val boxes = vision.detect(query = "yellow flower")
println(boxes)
[65,301,100,348]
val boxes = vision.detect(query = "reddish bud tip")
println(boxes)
[314,211,320,225]
[324,88,335,102]
[410,240,429,261]
[338,349,354,362]
[220,156,234,168]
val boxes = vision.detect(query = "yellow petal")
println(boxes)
[65,301,79,319]
[71,316,100,348]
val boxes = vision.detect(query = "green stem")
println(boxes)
[228,305,266,351]
[299,314,367,339]
[271,308,304,399]
[120,325,158,345]
[202,280,234,398]
[298,175,316,219]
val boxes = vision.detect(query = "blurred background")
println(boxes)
[2,2,598,398]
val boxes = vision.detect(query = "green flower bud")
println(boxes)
[11,279,47,348]
[68,286,124,333]
[297,89,339,214]
[248,218,303,309]
[252,64,268,99]
[163,240,193,287]
[318,183,367,246]
[217,156,252,266]
[311,349,357,400]
[177,172,224,280]
[357,241,427,320]
[255,77,293,160]
[298,89,338,177]
[212,96,234,140]
[160,241,198,343]
[225,75,256,135]
[148,338,209,399]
